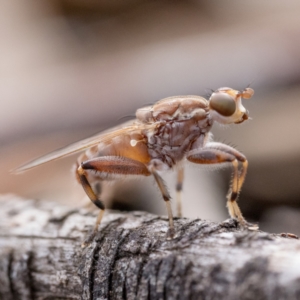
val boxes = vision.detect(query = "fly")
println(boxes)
[14,87,258,244]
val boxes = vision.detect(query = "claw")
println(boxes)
[166,227,176,240]
[238,219,259,231]
[81,230,96,248]
[247,224,259,231]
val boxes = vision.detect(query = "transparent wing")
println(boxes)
[13,120,154,173]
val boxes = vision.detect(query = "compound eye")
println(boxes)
[209,92,236,116]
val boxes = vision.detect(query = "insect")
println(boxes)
[14,87,258,243]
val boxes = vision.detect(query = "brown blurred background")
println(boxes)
[1,0,300,235]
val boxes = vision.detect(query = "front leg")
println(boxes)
[186,142,258,230]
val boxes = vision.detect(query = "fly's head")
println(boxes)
[208,87,254,125]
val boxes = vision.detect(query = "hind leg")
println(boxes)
[77,156,151,246]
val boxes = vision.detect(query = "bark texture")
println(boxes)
[0,194,300,300]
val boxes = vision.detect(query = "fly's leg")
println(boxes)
[152,170,175,239]
[176,167,184,217]
[186,142,258,230]
[77,156,151,246]
[227,158,256,229]
[77,168,106,247]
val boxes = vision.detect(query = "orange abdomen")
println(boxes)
[108,133,151,164]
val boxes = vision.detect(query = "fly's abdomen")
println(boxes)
[78,132,151,165]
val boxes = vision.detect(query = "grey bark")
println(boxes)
[0,194,300,300]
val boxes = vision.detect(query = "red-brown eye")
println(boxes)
[209,92,236,116]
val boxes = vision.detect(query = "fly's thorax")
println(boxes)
[145,117,211,168]
[134,95,212,168]
[136,95,209,123]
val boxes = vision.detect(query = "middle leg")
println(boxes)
[176,166,184,217]
[152,170,175,239]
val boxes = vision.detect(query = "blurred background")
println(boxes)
[1,0,300,235]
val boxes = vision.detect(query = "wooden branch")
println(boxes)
[0,194,300,300]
